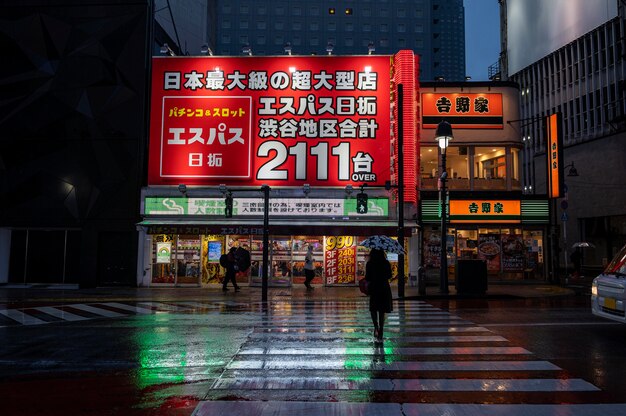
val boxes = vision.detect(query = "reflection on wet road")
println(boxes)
[3,297,626,415]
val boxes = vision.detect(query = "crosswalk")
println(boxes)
[193,299,626,416]
[0,300,248,327]
[5,297,626,414]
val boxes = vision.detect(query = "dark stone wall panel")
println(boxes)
[0,2,149,227]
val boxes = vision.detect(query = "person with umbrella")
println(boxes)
[365,248,393,343]
[360,236,402,343]
[222,247,240,292]
[570,247,582,278]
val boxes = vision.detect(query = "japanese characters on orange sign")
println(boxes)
[449,200,521,223]
[149,56,393,187]
[324,236,357,285]
[421,93,503,129]
[546,113,563,199]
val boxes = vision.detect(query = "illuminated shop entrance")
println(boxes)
[423,226,545,281]
[420,198,549,282]
[147,232,407,288]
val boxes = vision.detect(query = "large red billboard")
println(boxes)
[149,56,392,187]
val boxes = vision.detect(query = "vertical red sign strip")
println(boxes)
[392,51,419,204]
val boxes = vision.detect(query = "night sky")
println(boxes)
[464,0,500,80]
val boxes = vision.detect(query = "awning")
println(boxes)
[137,218,416,237]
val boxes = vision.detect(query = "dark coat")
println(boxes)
[365,259,393,313]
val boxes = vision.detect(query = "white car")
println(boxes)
[591,244,626,323]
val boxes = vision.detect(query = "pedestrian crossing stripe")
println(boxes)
[0,300,463,328]
[192,402,626,416]
[211,377,599,392]
[0,301,261,327]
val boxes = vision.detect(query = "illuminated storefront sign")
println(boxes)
[421,200,550,224]
[421,93,503,129]
[448,200,521,223]
[149,55,396,188]
[546,113,563,199]
[324,236,357,285]
[144,196,389,217]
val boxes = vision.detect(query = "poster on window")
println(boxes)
[477,233,501,272]
[324,236,357,285]
[502,234,525,271]
[202,238,223,284]
[424,229,441,268]
[156,242,172,264]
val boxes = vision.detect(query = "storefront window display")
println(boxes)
[478,228,502,274]
[152,234,202,285]
[501,229,525,275]
[292,236,324,286]
[201,235,225,285]
[423,228,455,279]
[422,227,545,281]
[523,230,544,278]
[152,234,176,284]
[324,236,357,286]
[176,235,201,285]
[150,233,409,287]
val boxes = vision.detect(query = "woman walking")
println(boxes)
[365,248,393,343]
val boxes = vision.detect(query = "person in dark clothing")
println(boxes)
[365,248,393,343]
[303,245,315,290]
[222,247,240,292]
[570,248,582,278]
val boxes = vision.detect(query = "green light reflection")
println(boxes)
[132,316,231,390]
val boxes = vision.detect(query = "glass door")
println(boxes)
[249,236,293,287]
[151,234,176,285]
[175,235,201,285]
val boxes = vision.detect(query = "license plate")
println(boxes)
[604,297,617,310]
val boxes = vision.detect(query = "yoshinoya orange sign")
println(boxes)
[546,113,563,199]
[149,55,396,187]
[421,93,503,129]
[449,200,521,223]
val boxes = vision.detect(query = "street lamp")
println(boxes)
[435,121,453,294]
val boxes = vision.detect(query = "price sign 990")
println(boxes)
[326,236,354,251]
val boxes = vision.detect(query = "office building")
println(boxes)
[215,0,466,81]
[499,0,626,274]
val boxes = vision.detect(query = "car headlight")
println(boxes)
[591,281,598,296]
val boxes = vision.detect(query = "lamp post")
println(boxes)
[436,121,453,294]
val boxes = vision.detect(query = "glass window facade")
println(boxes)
[147,233,408,287]
[422,226,545,281]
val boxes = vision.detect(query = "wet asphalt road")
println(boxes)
[1,287,626,415]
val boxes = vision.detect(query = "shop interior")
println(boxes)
[423,227,544,281]
[149,233,405,287]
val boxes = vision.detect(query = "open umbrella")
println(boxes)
[572,242,595,249]
[359,235,405,254]
[234,247,251,272]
